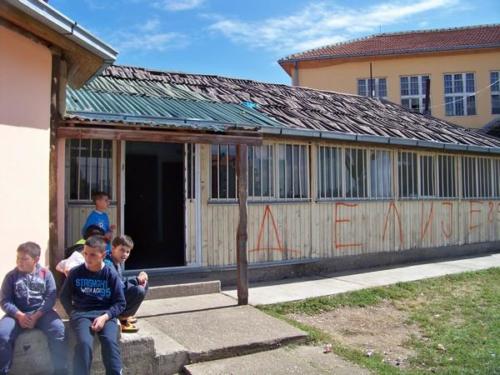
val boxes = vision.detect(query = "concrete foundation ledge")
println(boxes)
[9,322,156,375]
[146,280,221,300]
[146,241,500,287]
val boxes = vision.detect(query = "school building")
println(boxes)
[1,1,500,284]
[278,25,500,133]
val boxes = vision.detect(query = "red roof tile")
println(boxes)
[279,24,500,63]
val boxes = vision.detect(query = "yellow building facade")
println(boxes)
[279,26,500,130]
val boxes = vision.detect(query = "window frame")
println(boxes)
[400,74,430,114]
[67,139,115,202]
[357,77,387,99]
[444,72,476,116]
[491,71,500,115]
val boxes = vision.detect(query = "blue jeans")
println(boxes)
[0,310,67,374]
[70,316,121,375]
[122,279,148,318]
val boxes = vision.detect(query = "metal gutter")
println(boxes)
[5,0,117,63]
[260,126,500,155]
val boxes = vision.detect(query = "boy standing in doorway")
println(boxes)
[82,192,115,254]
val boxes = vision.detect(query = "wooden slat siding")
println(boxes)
[185,200,196,265]
[66,205,117,246]
[57,126,263,146]
[199,144,210,267]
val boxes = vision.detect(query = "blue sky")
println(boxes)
[52,0,500,84]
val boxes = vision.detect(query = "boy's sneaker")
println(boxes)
[128,316,138,324]
[120,320,139,333]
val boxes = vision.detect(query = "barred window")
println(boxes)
[437,155,456,198]
[345,148,367,198]
[400,75,430,114]
[444,73,476,116]
[478,158,493,198]
[317,146,342,199]
[248,145,274,199]
[69,139,113,201]
[278,144,309,199]
[491,71,500,115]
[370,150,393,198]
[461,156,477,198]
[420,155,436,197]
[210,144,237,200]
[398,152,418,198]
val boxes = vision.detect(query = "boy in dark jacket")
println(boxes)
[60,235,125,375]
[0,242,66,375]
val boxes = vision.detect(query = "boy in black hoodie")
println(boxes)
[60,235,125,375]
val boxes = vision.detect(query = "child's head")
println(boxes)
[111,235,134,264]
[83,225,106,239]
[92,191,110,211]
[82,235,107,270]
[16,242,41,273]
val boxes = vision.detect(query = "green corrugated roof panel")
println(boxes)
[66,87,284,130]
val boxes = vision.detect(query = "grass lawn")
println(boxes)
[259,268,500,375]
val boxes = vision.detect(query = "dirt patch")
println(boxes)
[289,300,422,368]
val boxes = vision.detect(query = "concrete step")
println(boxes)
[183,345,371,375]
[138,294,308,365]
[146,280,221,300]
[10,324,157,375]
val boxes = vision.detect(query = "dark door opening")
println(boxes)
[125,142,185,269]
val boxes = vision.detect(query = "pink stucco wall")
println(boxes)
[0,26,52,280]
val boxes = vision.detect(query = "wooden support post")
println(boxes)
[49,53,61,273]
[236,144,249,305]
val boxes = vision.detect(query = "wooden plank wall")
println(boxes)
[198,144,500,267]
[66,204,117,247]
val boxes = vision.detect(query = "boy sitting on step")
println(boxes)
[60,235,125,375]
[0,242,67,375]
[105,235,148,333]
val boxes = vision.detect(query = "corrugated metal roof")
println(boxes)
[66,86,284,131]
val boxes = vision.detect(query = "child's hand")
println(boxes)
[110,224,116,232]
[137,272,148,286]
[91,314,110,332]
[16,312,32,329]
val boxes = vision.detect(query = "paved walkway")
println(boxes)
[223,253,500,305]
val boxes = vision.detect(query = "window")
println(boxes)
[491,71,500,114]
[345,148,367,198]
[69,139,113,201]
[494,159,500,197]
[370,150,393,198]
[357,78,387,98]
[478,158,493,198]
[400,75,430,113]
[419,155,436,197]
[248,145,274,200]
[437,155,456,198]
[317,146,342,199]
[398,152,418,198]
[210,144,237,200]
[278,144,309,199]
[444,73,476,116]
[461,156,477,198]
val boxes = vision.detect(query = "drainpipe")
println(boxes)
[292,62,299,86]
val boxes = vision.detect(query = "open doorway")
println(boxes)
[124,142,185,269]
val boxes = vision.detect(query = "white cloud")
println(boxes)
[109,19,188,52]
[208,0,459,54]
[153,0,204,11]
